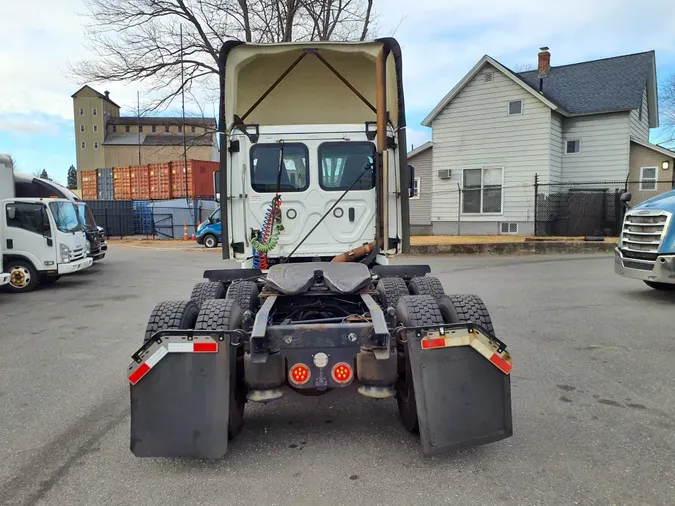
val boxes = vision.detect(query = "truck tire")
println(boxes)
[190,281,225,309]
[226,280,259,311]
[376,277,409,309]
[5,260,39,293]
[144,300,199,341]
[408,276,445,299]
[395,295,444,433]
[644,281,675,291]
[438,294,495,335]
[203,234,218,249]
[196,298,246,440]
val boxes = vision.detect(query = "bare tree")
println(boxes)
[70,0,377,112]
[513,62,536,73]
[661,74,675,136]
[6,154,17,170]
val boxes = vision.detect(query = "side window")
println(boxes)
[319,142,375,191]
[250,144,309,193]
[6,202,50,236]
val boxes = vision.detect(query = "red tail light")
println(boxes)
[289,363,311,385]
[331,362,353,384]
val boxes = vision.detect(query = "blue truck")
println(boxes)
[615,189,675,290]
[195,208,221,248]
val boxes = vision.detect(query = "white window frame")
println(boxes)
[507,100,523,116]
[80,124,84,132]
[565,139,581,154]
[639,166,658,191]
[93,125,98,132]
[81,141,86,149]
[411,177,421,200]
[92,108,97,116]
[94,141,99,149]
[461,167,504,215]
[79,108,84,116]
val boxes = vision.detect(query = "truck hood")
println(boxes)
[633,189,675,212]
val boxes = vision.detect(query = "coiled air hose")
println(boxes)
[252,197,282,270]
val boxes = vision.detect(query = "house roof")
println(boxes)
[518,51,656,124]
[407,141,433,158]
[103,133,215,147]
[108,116,216,127]
[422,50,658,128]
[631,137,675,159]
[71,85,121,108]
[422,55,562,126]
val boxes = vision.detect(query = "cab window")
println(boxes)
[319,142,375,191]
[210,209,221,223]
[6,202,51,237]
[250,143,309,193]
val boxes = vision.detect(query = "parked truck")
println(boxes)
[615,189,675,290]
[0,155,93,292]
[195,208,222,248]
[128,39,513,459]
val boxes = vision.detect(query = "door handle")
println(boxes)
[6,239,13,249]
[348,208,355,222]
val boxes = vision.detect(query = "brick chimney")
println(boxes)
[537,47,550,78]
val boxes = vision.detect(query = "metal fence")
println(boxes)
[534,177,674,237]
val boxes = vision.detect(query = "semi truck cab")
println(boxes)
[615,189,675,290]
[1,197,93,292]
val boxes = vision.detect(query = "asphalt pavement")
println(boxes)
[1,246,674,506]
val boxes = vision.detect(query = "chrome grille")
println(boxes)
[621,211,670,254]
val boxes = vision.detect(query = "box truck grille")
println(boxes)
[71,247,85,261]
[621,211,670,254]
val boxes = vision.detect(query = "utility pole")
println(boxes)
[137,90,142,165]
[181,24,189,204]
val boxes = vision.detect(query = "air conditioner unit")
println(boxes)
[437,169,452,179]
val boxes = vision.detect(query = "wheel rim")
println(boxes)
[9,266,30,288]
[205,236,216,248]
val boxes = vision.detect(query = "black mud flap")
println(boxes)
[128,334,231,459]
[407,329,512,456]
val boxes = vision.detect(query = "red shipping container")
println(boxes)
[113,167,132,200]
[170,160,218,198]
[130,165,150,200]
[81,172,98,200]
[149,163,171,200]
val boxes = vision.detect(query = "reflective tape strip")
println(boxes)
[128,339,219,384]
[420,327,512,375]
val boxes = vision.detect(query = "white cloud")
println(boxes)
[0,117,59,135]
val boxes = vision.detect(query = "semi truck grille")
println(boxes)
[621,211,670,254]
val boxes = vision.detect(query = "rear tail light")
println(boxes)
[289,363,311,385]
[331,362,353,384]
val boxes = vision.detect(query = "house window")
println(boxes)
[93,125,98,132]
[139,125,143,132]
[640,167,657,191]
[112,125,117,133]
[125,125,130,133]
[81,141,86,149]
[508,100,523,115]
[152,126,157,133]
[411,177,421,199]
[191,126,196,133]
[566,140,581,154]
[462,167,503,214]
[80,125,85,132]
[178,125,183,133]
[79,108,84,116]
[94,141,99,149]
[164,126,169,133]
[92,108,97,116]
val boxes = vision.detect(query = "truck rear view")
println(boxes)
[128,39,513,459]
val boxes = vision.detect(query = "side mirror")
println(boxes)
[620,191,632,203]
[408,165,415,198]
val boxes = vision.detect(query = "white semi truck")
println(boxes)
[0,154,93,292]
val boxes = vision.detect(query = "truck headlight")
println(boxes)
[60,244,71,263]
[85,240,91,255]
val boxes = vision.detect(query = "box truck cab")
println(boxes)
[196,208,222,248]
[1,197,93,292]
[615,189,675,290]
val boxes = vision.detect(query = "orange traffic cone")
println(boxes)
[191,232,196,240]
[183,222,188,241]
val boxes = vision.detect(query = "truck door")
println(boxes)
[3,201,54,270]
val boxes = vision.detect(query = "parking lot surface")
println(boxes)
[1,247,674,506]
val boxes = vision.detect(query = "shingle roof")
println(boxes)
[108,116,216,127]
[103,133,214,147]
[517,51,654,115]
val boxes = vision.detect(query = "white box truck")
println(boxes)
[0,154,93,292]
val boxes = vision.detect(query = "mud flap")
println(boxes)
[407,329,512,455]
[128,335,231,458]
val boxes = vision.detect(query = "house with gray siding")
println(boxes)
[407,142,433,234]
[420,48,674,235]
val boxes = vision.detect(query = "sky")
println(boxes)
[1,0,675,184]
